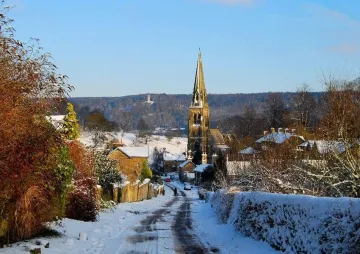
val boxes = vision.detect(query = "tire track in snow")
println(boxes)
[172,190,209,254]
[167,184,220,254]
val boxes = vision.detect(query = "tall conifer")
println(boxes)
[62,102,80,140]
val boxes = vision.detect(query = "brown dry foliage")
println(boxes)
[319,81,360,140]
[0,2,72,244]
[65,141,99,221]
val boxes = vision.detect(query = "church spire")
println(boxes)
[191,48,208,108]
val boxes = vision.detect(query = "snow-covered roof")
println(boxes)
[210,129,225,145]
[214,144,230,150]
[163,152,186,162]
[299,140,345,155]
[46,115,66,129]
[256,132,305,144]
[178,160,195,168]
[194,164,212,173]
[49,115,65,121]
[171,128,185,131]
[116,147,149,158]
[239,147,257,155]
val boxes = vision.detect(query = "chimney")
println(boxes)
[147,94,151,102]
[278,128,283,133]
[271,127,275,133]
[285,128,289,134]
[202,151,207,164]
[212,153,218,163]
[263,130,268,136]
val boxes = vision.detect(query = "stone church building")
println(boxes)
[187,50,229,164]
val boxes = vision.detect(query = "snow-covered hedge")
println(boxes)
[210,190,235,223]
[210,190,360,253]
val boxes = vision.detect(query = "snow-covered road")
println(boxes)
[3,184,278,254]
[95,184,216,253]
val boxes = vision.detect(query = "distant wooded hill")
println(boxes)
[69,92,323,132]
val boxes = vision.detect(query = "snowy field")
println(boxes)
[2,183,278,254]
[80,131,188,162]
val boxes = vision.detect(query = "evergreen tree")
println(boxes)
[140,161,152,181]
[151,147,164,173]
[94,152,122,193]
[62,102,80,140]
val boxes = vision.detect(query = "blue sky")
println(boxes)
[7,0,360,97]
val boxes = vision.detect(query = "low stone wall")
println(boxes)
[105,181,164,203]
[120,183,138,203]
[138,182,149,201]
[147,184,155,199]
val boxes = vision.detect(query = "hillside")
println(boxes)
[69,92,323,131]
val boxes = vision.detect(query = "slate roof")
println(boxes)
[163,152,186,162]
[255,132,305,144]
[179,160,196,168]
[239,147,258,155]
[210,128,225,145]
[194,164,213,173]
[299,140,345,155]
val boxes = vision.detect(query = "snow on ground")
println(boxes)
[169,181,279,254]
[3,181,279,254]
[117,133,187,156]
[2,186,176,254]
[192,199,279,254]
[79,131,188,163]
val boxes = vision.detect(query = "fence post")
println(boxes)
[113,186,119,203]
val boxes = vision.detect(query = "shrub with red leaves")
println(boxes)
[65,141,99,222]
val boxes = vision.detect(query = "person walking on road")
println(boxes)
[173,187,177,196]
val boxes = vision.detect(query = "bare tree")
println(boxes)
[264,92,287,129]
[242,105,257,137]
[291,84,317,128]
[313,76,360,197]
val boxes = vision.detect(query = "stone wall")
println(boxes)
[110,181,164,203]
[137,182,149,201]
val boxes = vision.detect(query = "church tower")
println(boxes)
[188,49,210,164]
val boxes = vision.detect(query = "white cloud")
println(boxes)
[305,3,360,28]
[305,3,360,55]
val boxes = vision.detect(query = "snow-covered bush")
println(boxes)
[210,190,360,253]
[94,151,122,194]
[210,190,235,223]
[100,199,116,212]
[204,191,214,202]
[198,188,207,200]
